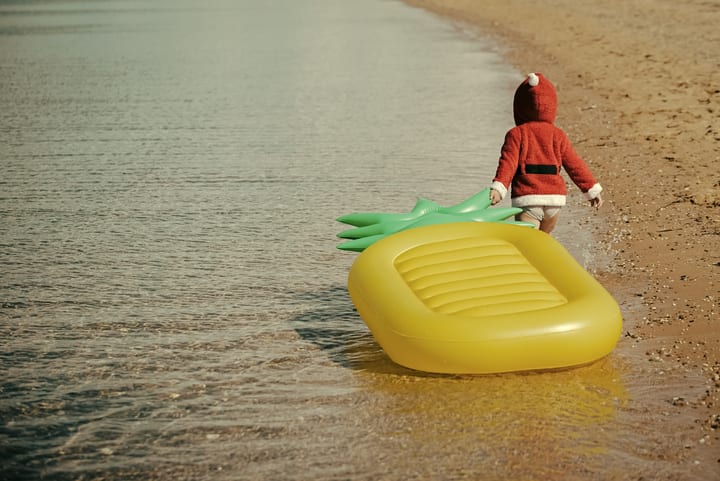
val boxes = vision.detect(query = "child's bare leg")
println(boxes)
[539,213,559,234]
[516,212,540,229]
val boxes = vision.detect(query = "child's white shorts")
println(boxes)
[520,205,561,222]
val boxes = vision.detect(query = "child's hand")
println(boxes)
[490,189,502,205]
[589,194,603,209]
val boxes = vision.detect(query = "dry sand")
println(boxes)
[404,0,719,471]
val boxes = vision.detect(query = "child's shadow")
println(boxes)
[288,285,414,375]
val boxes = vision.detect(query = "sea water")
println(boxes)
[0,1,712,480]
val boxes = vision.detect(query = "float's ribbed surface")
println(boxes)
[394,237,567,317]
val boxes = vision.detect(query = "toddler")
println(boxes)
[490,72,603,233]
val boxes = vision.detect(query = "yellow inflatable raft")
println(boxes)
[348,222,622,374]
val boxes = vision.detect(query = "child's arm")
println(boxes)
[560,134,603,204]
[490,129,521,204]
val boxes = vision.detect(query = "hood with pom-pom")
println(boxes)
[513,72,557,125]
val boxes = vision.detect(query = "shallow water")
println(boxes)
[0,0,714,480]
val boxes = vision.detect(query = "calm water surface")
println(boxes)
[0,1,713,480]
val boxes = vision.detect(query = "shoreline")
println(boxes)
[403,0,720,470]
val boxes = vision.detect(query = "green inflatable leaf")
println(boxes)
[336,189,532,252]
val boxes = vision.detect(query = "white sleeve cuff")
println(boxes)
[491,181,508,200]
[584,183,603,200]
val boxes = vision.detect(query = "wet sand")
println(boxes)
[404,0,720,469]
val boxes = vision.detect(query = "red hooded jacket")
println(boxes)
[490,73,602,207]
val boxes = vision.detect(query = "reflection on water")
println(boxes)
[0,0,714,480]
[354,361,626,479]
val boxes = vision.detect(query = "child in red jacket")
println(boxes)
[489,72,603,233]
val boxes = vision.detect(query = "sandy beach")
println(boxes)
[404,0,719,469]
